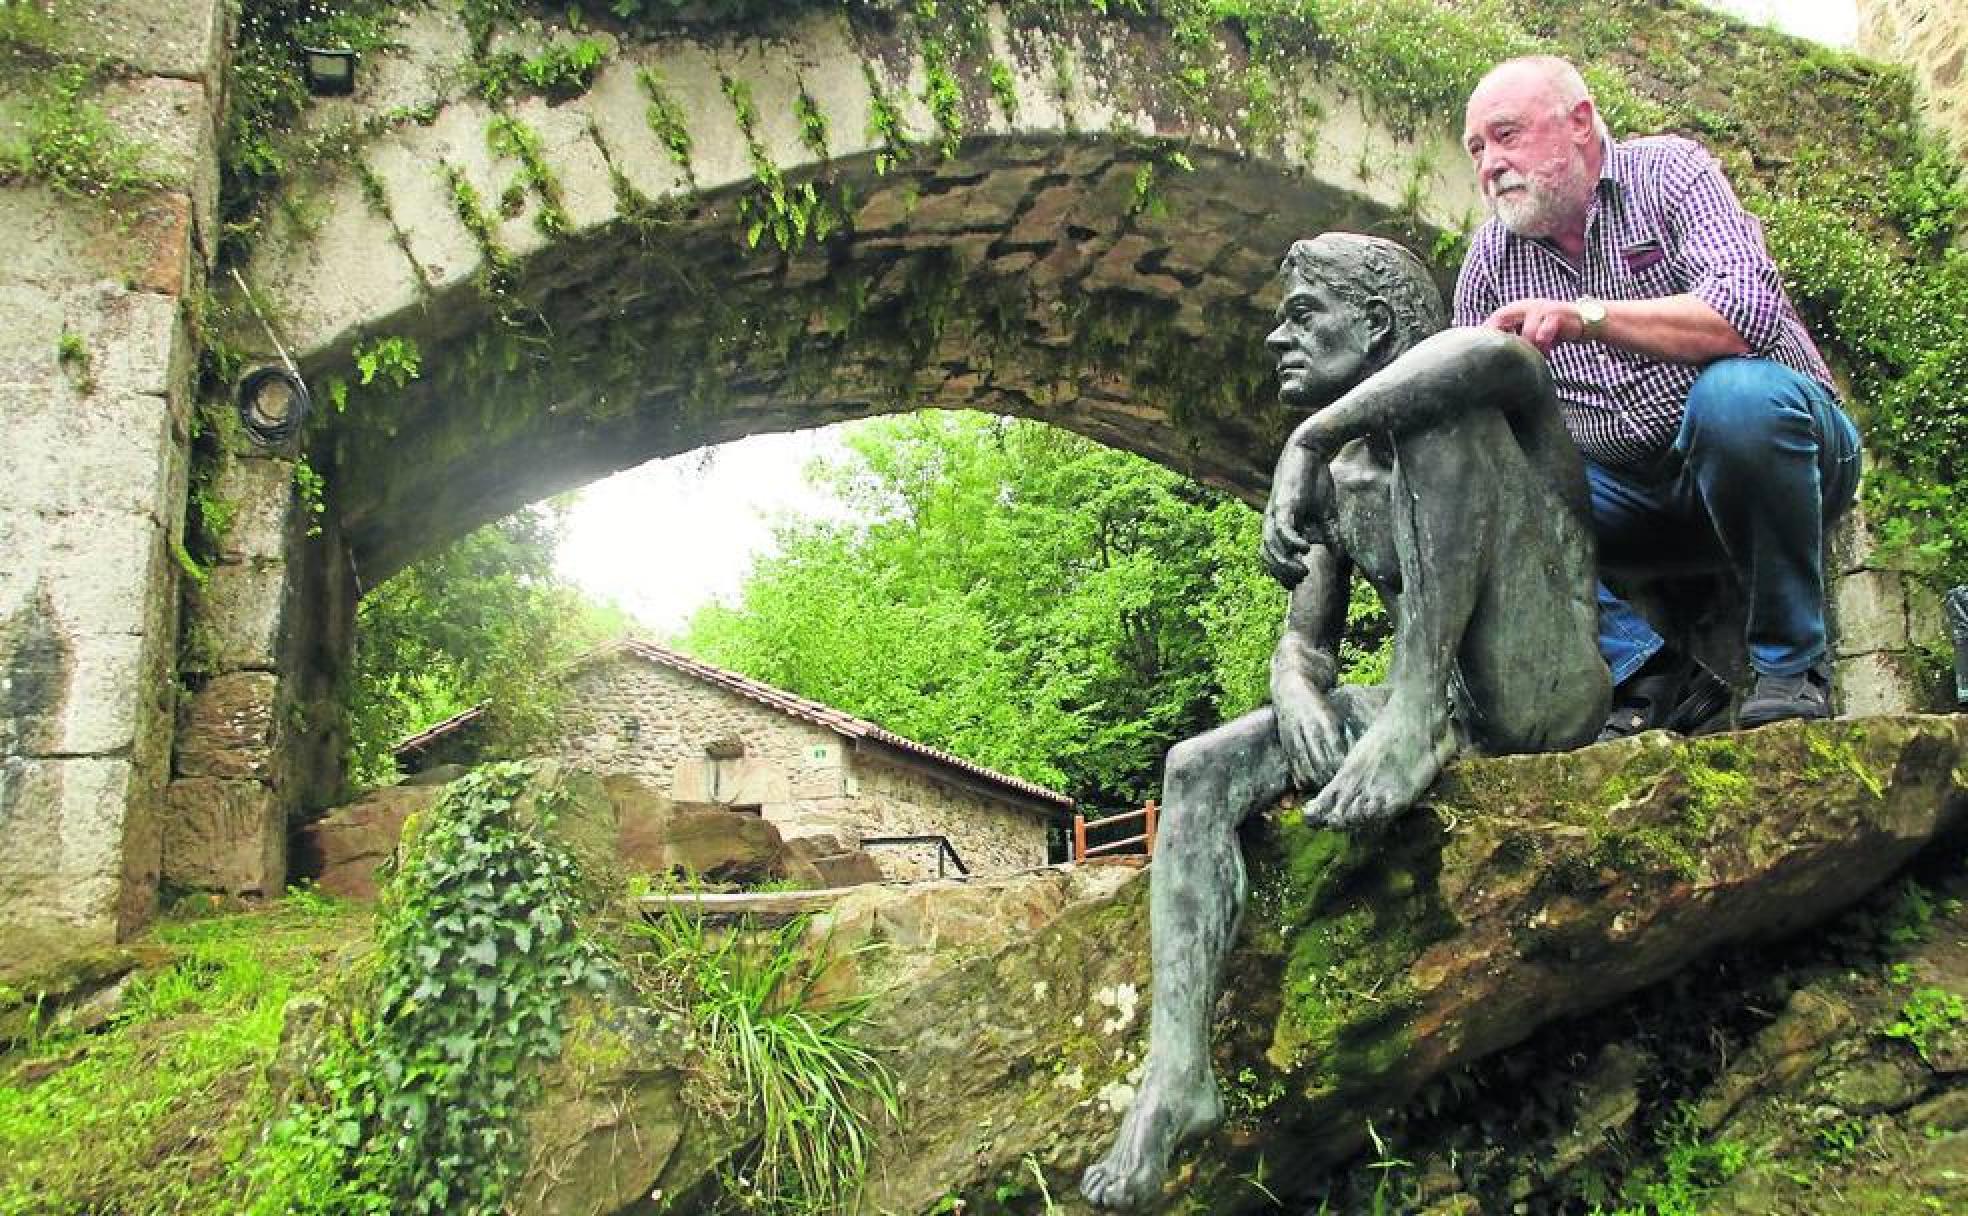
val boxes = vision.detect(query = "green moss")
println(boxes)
[0,63,161,206]
[637,67,695,170]
[487,114,569,237]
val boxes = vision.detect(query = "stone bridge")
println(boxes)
[0,1,1944,953]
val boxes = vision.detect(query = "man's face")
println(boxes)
[1266,271,1374,410]
[1463,68,1595,238]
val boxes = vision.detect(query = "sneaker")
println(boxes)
[1598,652,1733,742]
[1737,663,1832,729]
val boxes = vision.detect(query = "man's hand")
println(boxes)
[1261,439,1332,588]
[1485,298,1585,354]
[1272,665,1348,789]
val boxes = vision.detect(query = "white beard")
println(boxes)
[1489,152,1593,238]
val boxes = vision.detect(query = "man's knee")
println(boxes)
[1163,736,1216,803]
[1679,358,1807,465]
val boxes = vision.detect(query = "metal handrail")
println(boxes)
[861,833,971,878]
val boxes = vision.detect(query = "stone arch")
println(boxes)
[234,2,1480,581]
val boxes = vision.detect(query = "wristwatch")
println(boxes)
[1576,295,1608,337]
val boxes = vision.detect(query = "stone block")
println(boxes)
[41,0,227,83]
[583,59,692,205]
[244,173,425,359]
[908,166,1044,234]
[209,455,294,564]
[0,507,167,643]
[1833,568,1910,656]
[162,777,286,896]
[0,756,137,953]
[197,559,288,671]
[664,809,786,884]
[988,13,1069,135]
[414,97,555,263]
[300,7,474,138]
[175,671,280,781]
[717,40,817,175]
[0,184,166,291]
[101,75,215,238]
[649,41,755,192]
[509,95,620,237]
[1832,651,1922,717]
[47,632,148,756]
[291,784,440,901]
[364,122,484,294]
[0,386,181,524]
[787,14,876,161]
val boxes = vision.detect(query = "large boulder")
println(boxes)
[517,715,1967,1214]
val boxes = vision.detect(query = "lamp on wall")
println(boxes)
[302,47,358,96]
[235,365,312,448]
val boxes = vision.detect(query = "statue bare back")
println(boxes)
[1080,234,1611,1209]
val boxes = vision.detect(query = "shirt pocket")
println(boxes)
[1612,229,1683,299]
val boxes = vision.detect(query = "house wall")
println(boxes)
[468,655,1051,880]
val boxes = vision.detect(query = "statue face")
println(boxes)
[1266,271,1376,409]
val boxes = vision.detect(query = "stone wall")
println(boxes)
[0,1,230,955]
[421,653,1052,880]
[1857,0,1968,160]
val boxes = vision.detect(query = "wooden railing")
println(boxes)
[1072,800,1157,864]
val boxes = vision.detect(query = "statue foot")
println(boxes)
[1303,721,1447,828]
[1080,1070,1224,1210]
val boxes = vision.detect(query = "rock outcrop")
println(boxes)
[518,715,1966,1214]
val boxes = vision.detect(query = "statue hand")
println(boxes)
[1261,442,1328,587]
[1273,672,1348,789]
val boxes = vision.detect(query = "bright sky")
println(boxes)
[556,0,1859,634]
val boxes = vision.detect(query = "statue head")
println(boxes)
[1268,234,1446,410]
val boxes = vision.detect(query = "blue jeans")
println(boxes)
[1592,358,1862,684]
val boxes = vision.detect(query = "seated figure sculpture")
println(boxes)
[1079,233,1612,1210]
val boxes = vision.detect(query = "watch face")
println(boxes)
[1579,298,1606,327]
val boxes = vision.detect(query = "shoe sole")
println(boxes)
[1665,675,1732,735]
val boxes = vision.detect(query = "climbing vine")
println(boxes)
[251,762,612,1215]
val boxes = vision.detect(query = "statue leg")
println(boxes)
[1083,693,1377,1209]
[1300,418,1503,827]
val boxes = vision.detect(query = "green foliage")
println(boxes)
[627,908,896,1214]
[54,328,93,393]
[1590,1103,1750,1216]
[637,66,695,167]
[293,457,327,537]
[252,763,611,1216]
[682,413,1307,806]
[0,62,160,204]
[476,36,610,102]
[224,2,399,254]
[344,504,627,785]
[1883,986,1967,1066]
[352,334,421,389]
[487,114,571,236]
[0,897,370,1216]
[724,73,843,251]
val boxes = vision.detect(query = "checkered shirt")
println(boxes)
[1453,134,1836,472]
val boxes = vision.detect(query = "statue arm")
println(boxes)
[1284,327,1544,455]
[1270,545,1352,787]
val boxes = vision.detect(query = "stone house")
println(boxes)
[393,640,1073,881]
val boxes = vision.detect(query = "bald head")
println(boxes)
[1462,55,1607,241]
[1466,56,1606,142]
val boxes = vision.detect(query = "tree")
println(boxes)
[681,413,1358,808]
[344,503,630,786]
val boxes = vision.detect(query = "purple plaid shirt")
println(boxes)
[1453,134,1836,472]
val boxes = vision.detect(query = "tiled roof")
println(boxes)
[392,638,1075,813]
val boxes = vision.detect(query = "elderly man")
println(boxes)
[1457,56,1862,735]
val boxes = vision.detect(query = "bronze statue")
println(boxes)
[1080,234,1611,1209]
